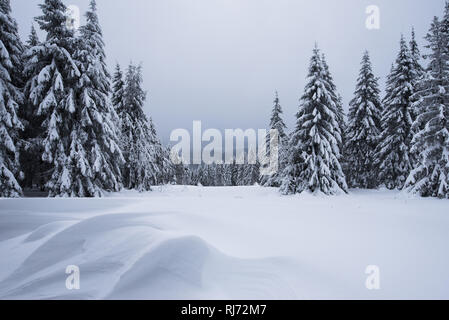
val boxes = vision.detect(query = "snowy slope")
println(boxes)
[0,186,448,300]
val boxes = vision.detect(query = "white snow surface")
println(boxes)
[0,186,448,300]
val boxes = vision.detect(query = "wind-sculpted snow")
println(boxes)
[0,186,449,299]
[0,206,299,299]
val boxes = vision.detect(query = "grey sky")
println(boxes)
[12,0,446,144]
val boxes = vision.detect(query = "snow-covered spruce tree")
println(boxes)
[27,25,40,48]
[405,17,449,198]
[187,165,198,185]
[321,54,346,148]
[112,63,125,118]
[211,162,223,187]
[344,51,382,189]
[321,54,348,177]
[195,165,205,186]
[206,164,216,186]
[112,64,162,191]
[242,151,260,186]
[148,118,171,185]
[408,27,425,150]
[175,158,190,185]
[336,94,346,144]
[119,63,159,191]
[222,164,233,186]
[0,0,24,197]
[167,144,188,185]
[281,46,347,195]
[63,0,124,196]
[261,91,288,187]
[410,27,424,80]
[374,36,416,190]
[236,163,245,186]
[196,164,210,186]
[20,26,42,189]
[23,0,84,196]
[229,160,238,186]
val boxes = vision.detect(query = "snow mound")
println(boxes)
[1,186,449,299]
[0,211,298,300]
[107,236,298,300]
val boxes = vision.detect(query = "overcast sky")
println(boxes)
[12,0,446,144]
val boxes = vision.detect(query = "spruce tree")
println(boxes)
[20,25,43,190]
[261,91,288,187]
[222,164,233,186]
[64,0,124,196]
[281,46,347,195]
[198,164,213,186]
[27,25,40,48]
[0,0,24,197]
[410,27,424,79]
[194,165,204,186]
[268,92,288,143]
[23,0,84,196]
[321,54,346,147]
[231,160,239,186]
[119,63,159,191]
[21,25,50,190]
[321,54,347,177]
[405,17,449,198]
[375,36,416,190]
[236,164,245,186]
[149,119,173,185]
[188,165,198,186]
[242,150,260,186]
[217,165,224,186]
[112,64,125,116]
[344,51,382,189]
[173,155,189,185]
[408,27,424,150]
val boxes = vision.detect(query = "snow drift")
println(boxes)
[0,186,448,299]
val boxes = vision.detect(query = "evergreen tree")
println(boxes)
[194,165,204,186]
[214,163,224,186]
[111,63,128,169]
[187,165,197,186]
[112,64,125,116]
[60,0,124,196]
[20,25,48,191]
[27,25,40,48]
[321,54,347,179]
[409,27,425,144]
[410,27,424,79]
[405,16,449,198]
[23,0,84,196]
[336,94,346,143]
[222,164,233,186]
[242,149,260,185]
[169,145,188,185]
[281,46,347,195]
[268,92,288,143]
[344,51,382,189]
[375,36,416,190]
[119,63,159,191]
[198,164,212,186]
[321,54,346,147]
[261,92,288,187]
[231,159,239,186]
[149,119,172,185]
[0,0,24,197]
[20,26,43,190]
[236,163,245,186]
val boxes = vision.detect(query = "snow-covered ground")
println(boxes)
[0,186,448,300]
